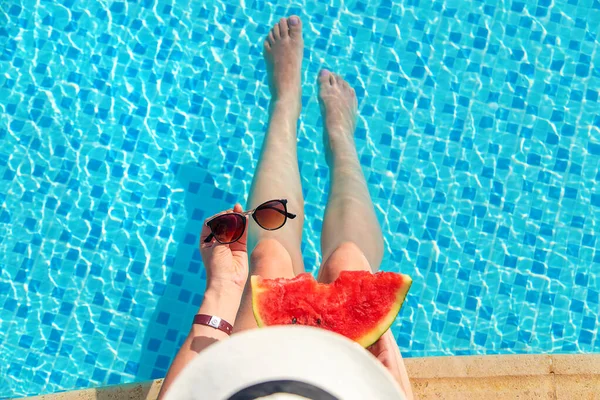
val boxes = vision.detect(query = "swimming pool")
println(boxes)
[1,0,599,397]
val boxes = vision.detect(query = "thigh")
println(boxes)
[317,241,376,284]
[233,239,296,333]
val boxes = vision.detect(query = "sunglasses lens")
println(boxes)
[208,214,245,243]
[254,200,287,230]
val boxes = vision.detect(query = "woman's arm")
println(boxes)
[158,281,243,398]
[158,204,250,399]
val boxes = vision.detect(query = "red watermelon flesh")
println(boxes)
[251,270,412,347]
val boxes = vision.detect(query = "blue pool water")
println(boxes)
[1,0,599,397]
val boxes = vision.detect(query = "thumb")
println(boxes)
[229,203,248,251]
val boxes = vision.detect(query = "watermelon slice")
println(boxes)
[251,270,412,348]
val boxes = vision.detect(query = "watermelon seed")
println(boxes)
[292,317,297,324]
[316,318,321,325]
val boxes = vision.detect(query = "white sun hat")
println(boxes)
[164,325,406,400]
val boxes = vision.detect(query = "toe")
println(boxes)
[318,69,331,86]
[268,30,276,45]
[278,17,289,38]
[272,23,281,40]
[263,40,271,52]
[329,73,336,85]
[339,77,350,90]
[288,15,302,38]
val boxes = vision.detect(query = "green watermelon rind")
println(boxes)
[251,273,413,348]
[355,274,412,348]
[251,275,268,327]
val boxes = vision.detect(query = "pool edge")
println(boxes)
[19,354,600,399]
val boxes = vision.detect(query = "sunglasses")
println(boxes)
[204,199,296,244]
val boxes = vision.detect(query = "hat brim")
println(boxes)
[165,325,405,400]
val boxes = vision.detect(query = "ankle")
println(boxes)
[270,96,301,116]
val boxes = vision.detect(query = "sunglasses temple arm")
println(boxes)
[203,233,214,243]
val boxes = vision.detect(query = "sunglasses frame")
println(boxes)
[203,199,297,244]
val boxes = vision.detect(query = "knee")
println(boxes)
[332,241,365,259]
[251,239,290,263]
[319,241,372,283]
[327,242,371,266]
[250,239,295,278]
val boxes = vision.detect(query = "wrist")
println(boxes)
[197,282,244,327]
[206,276,246,294]
[203,280,245,309]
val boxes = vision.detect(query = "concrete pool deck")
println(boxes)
[21,354,600,400]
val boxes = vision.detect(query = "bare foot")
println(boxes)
[318,70,358,163]
[264,16,303,109]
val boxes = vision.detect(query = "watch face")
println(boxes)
[209,316,222,328]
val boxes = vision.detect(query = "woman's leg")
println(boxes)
[316,70,384,283]
[234,16,305,332]
[316,71,413,399]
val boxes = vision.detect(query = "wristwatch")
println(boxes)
[193,314,233,335]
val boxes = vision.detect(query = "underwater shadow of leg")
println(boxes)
[135,162,238,381]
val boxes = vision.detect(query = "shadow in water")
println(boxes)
[135,162,237,381]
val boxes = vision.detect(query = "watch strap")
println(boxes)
[193,314,233,335]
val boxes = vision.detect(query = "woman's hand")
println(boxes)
[368,330,414,399]
[200,204,249,291]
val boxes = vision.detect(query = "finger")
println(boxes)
[229,203,248,252]
[200,223,213,244]
[200,203,245,246]
[205,207,234,222]
[200,207,235,244]
[367,329,391,357]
